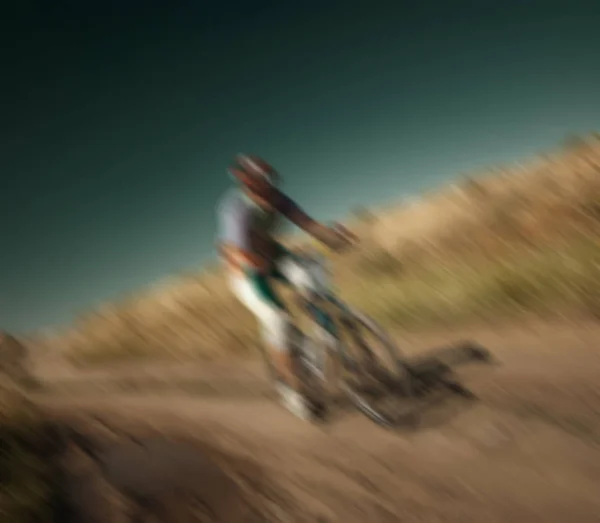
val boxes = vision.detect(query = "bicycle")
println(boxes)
[262,244,418,428]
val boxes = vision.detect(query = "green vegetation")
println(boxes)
[345,235,600,331]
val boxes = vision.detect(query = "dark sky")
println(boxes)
[3,0,600,334]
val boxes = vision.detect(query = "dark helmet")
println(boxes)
[229,154,280,198]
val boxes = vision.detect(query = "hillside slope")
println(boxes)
[33,134,600,365]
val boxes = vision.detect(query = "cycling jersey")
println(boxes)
[217,188,297,255]
[217,188,307,351]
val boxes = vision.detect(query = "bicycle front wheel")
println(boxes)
[337,307,417,428]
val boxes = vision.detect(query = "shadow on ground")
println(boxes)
[324,341,498,431]
[403,341,498,430]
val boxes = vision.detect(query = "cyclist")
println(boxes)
[216,154,354,420]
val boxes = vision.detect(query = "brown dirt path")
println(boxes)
[32,320,600,522]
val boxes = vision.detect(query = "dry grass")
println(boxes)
[36,133,600,366]
[343,236,600,331]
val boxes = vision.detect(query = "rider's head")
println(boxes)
[229,154,280,207]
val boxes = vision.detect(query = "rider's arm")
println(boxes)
[274,192,346,250]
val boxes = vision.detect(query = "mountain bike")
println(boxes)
[266,246,418,427]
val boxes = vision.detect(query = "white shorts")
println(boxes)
[228,253,318,352]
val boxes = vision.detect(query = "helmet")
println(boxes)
[229,154,280,198]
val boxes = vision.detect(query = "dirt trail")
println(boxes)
[33,321,600,522]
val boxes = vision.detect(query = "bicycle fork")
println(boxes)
[293,296,337,379]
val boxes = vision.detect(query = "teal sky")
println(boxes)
[3,1,600,334]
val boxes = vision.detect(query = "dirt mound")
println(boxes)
[46,413,306,523]
[1,381,292,523]
[61,437,250,522]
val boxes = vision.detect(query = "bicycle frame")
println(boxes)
[283,252,419,427]
[294,291,365,377]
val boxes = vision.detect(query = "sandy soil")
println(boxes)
[32,320,600,522]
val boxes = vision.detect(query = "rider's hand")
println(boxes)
[327,222,357,252]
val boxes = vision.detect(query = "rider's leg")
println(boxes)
[274,251,337,341]
[228,270,301,392]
